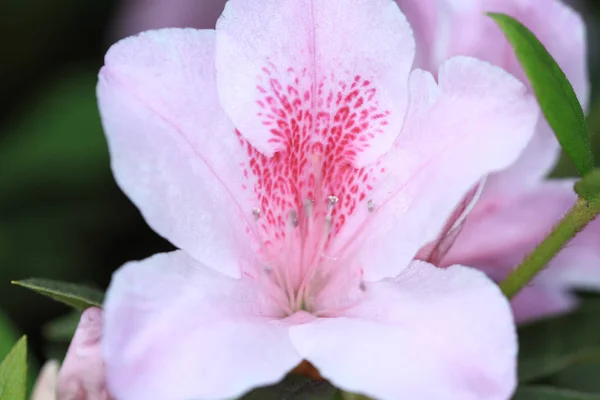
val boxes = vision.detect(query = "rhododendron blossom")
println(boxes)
[108,0,599,325]
[403,0,596,323]
[97,0,539,398]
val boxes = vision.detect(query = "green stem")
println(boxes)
[500,197,600,299]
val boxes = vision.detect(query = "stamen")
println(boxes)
[367,200,375,213]
[288,209,299,228]
[328,195,339,207]
[295,211,333,309]
[359,281,366,292]
[303,198,314,216]
[252,207,262,220]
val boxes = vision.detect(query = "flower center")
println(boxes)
[235,67,391,317]
[247,192,367,317]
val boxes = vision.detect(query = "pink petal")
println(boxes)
[510,284,577,323]
[57,308,112,400]
[215,0,415,165]
[350,56,538,281]
[103,251,302,400]
[394,0,437,70]
[289,261,517,399]
[98,29,257,278]
[444,179,600,323]
[416,179,485,265]
[445,180,576,270]
[436,0,589,194]
[547,215,600,291]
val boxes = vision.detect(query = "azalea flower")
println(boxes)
[112,0,597,325]
[97,0,539,398]
[403,0,595,323]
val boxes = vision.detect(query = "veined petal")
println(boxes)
[98,29,256,278]
[103,251,302,400]
[290,261,517,400]
[215,0,414,166]
[347,56,538,281]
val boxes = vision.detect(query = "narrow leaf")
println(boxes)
[12,278,104,310]
[518,299,600,382]
[0,336,27,400]
[513,385,600,400]
[489,12,593,176]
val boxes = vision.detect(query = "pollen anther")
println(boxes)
[328,195,339,207]
[367,200,375,213]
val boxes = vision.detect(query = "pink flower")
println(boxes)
[406,0,593,323]
[56,308,112,400]
[97,0,538,398]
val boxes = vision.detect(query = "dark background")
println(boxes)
[0,0,600,385]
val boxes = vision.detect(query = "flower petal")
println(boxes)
[103,251,302,400]
[349,56,538,281]
[215,0,414,165]
[444,179,600,323]
[57,308,111,400]
[510,284,577,323]
[445,180,576,269]
[289,261,517,400]
[98,29,257,277]
[394,0,437,70]
[436,0,589,193]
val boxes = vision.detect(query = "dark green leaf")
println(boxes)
[240,375,339,400]
[0,70,109,196]
[12,278,104,311]
[0,336,27,400]
[489,13,593,176]
[548,362,600,394]
[513,386,600,400]
[0,310,18,364]
[518,299,600,382]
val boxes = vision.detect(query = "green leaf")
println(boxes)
[0,310,18,364]
[489,13,593,176]
[0,69,109,197]
[548,362,600,394]
[240,375,339,400]
[0,336,27,400]
[518,299,600,382]
[12,278,104,311]
[575,169,600,201]
[513,386,600,400]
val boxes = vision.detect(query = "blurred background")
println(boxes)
[1,0,600,393]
